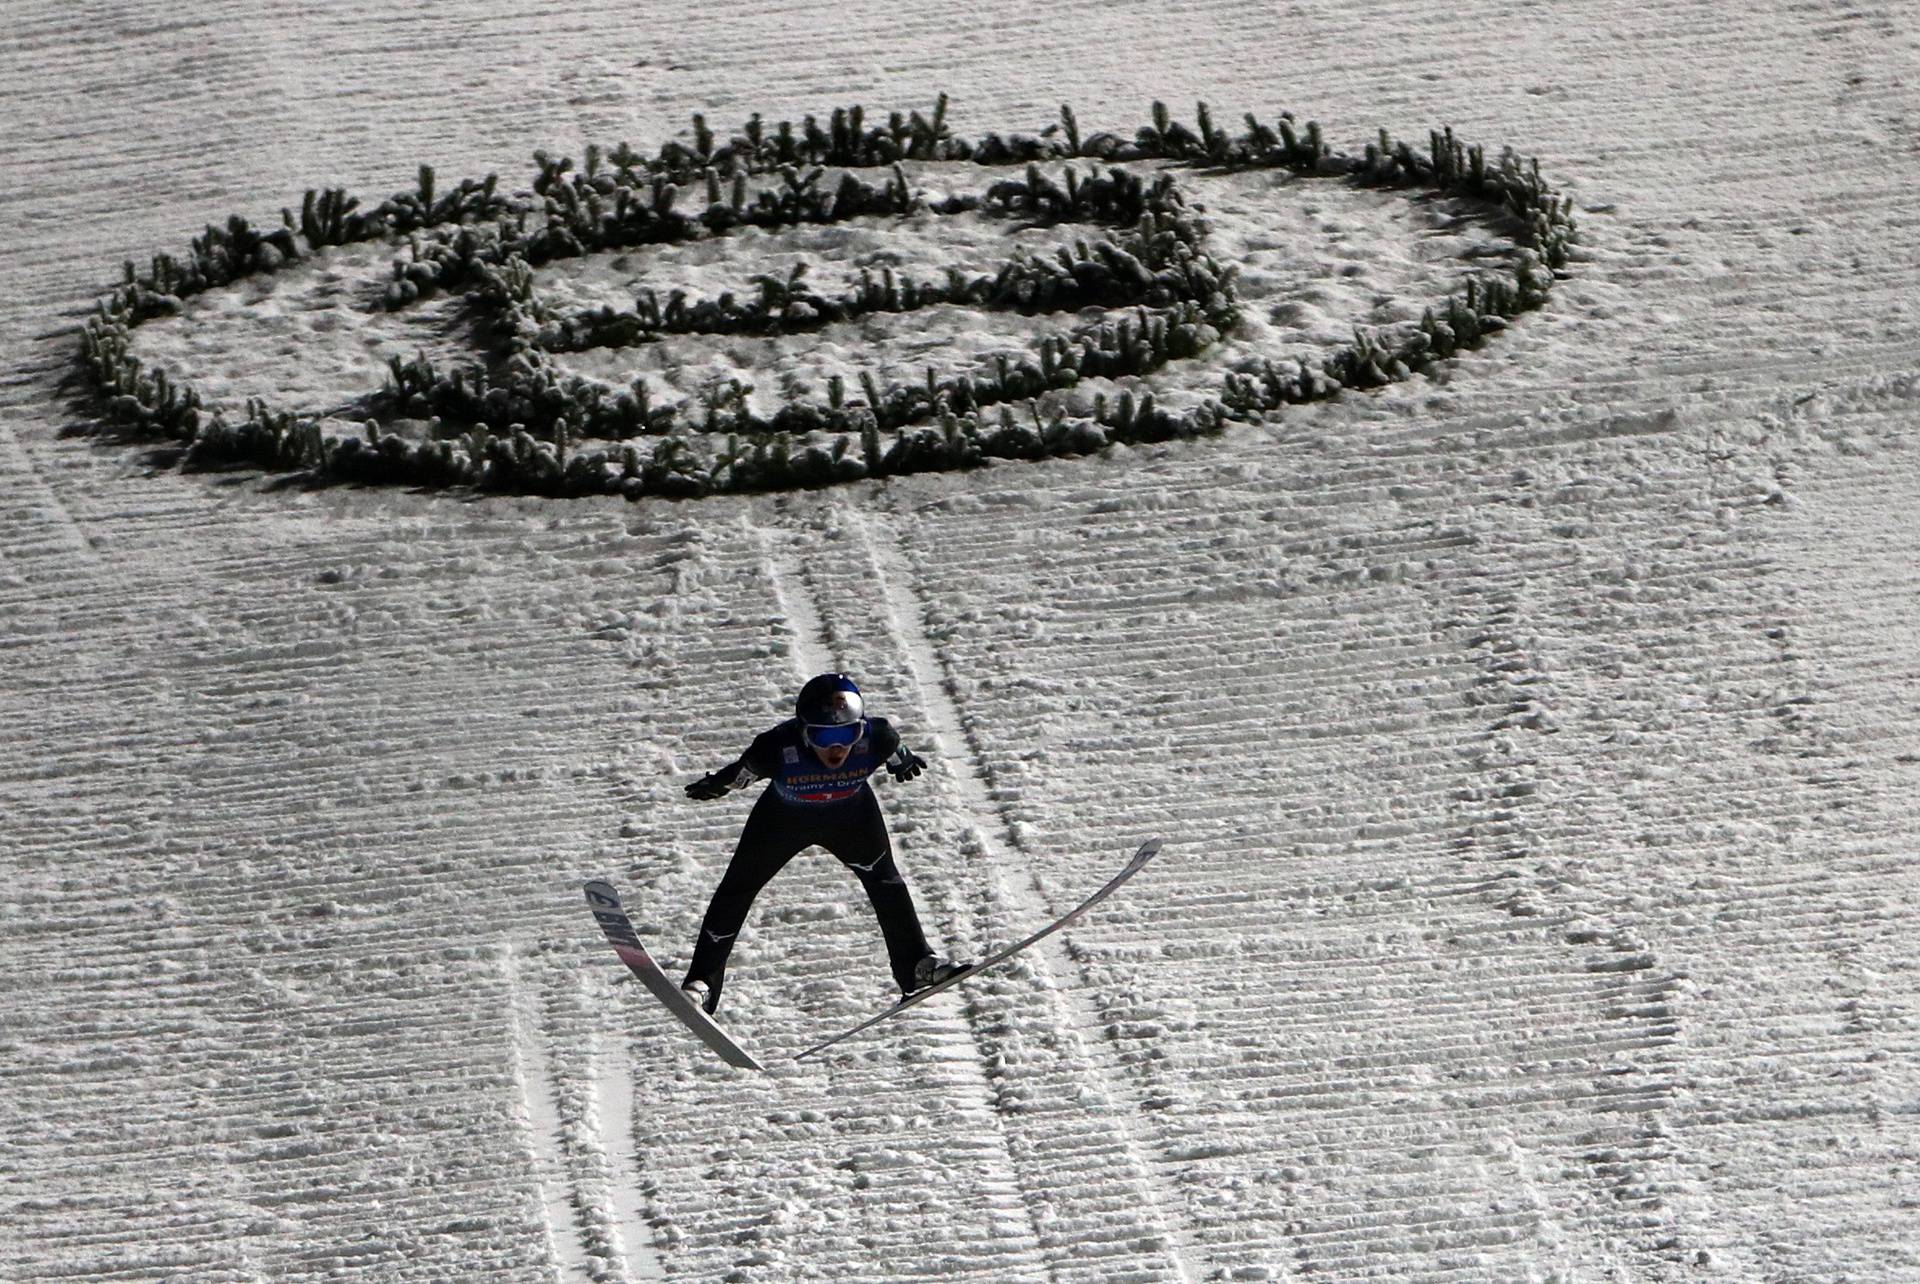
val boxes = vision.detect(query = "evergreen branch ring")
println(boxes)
[75,98,1578,499]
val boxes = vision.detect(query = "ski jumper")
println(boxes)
[684,717,932,1003]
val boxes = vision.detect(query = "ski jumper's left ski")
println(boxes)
[795,837,1164,1061]
[584,881,765,1072]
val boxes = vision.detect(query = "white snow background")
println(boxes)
[3,1,1918,1282]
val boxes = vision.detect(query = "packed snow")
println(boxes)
[2,1,1917,1282]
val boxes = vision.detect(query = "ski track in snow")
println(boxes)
[506,946,606,1284]
[6,2,1920,1282]
[849,501,1204,1283]
[750,505,1061,1277]
[761,496,1204,1282]
[507,945,672,1284]
[590,1004,671,1284]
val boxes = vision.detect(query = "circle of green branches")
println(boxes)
[77,98,1577,499]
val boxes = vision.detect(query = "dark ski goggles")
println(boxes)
[804,720,864,749]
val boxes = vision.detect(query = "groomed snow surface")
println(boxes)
[3,1,1919,1282]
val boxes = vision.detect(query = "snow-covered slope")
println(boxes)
[2,1,1916,1281]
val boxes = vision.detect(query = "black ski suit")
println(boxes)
[683,717,932,1007]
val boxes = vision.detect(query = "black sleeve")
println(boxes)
[868,717,902,761]
[738,727,785,782]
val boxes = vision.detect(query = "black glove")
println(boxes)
[686,771,733,801]
[887,748,927,782]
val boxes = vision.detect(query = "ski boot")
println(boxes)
[680,970,723,1016]
[909,954,970,994]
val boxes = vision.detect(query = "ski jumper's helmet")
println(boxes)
[796,673,864,747]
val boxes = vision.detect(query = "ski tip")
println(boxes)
[584,880,620,908]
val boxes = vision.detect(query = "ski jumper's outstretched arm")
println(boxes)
[685,754,761,800]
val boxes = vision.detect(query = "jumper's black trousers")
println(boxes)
[684,783,931,1007]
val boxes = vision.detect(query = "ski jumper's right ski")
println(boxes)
[795,837,1164,1061]
[585,880,765,1072]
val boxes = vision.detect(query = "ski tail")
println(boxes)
[795,837,1163,1061]
[585,880,765,1072]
